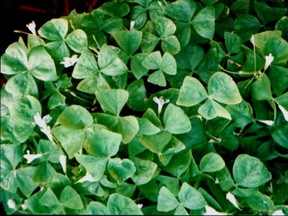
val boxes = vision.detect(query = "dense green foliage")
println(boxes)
[1,0,288,214]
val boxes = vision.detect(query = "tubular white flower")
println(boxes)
[60,55,78,68]
[77,172,94,183]
[137,204,143,209]
[34,112,53,142]
[258,120,274,126]
[272,209,285,216]
[153,96,170,114]
[7,199,16,210]
[226,192,241,210]
[23,150,43,164]
[264,53,274,71]
[26,21,37,35]
[278,105,288,122]
[204,205,226,215]
[59,155,67,174]
[130,20,136,30]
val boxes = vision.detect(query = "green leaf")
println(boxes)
[252,74,273,101]
[65,29,88,53]
[127,80,148,112]
[178,182,206,210]
[39,188,61,208]
[148,70,166,87]
[1,42,28,75]
[199,152,225,173]
[28,46,57,81]
[161,36,181,55]
[154,17,176,37]
[233,154,272,188]
[254,1,287,25]
[75,154,108,181]
[263,37,288,65]
[216,167,235,191]
[1,95,41,144]
[177,76,208,107]
[224,32,242,54]
[45,41,70,61]
[117,116,139,144]
[164,151,191,177]
[131,53,149,79]
[72,49,99,79]
[208,72,242,104]
[98,45,128,76]
[269,65,288,96]
[163,104,191,134]
[34,162,57,182]
[272,123,288,149]
[192,6,215,39]
[57,105,93,129]
[113,30,142,55]
[157,186,179,212]
[99,2,130,17]
[234,14,262,41]
[38,18,68,41]
[132,157,158,185]
[247,192,274,213]
[139,131,172,154]
[161,52,177,75]
[164,0,197,22]
[87,202,110,215]
[84,126,122,157]
[108,158,136,184]
[5,72,38,98]
[60,186,83,210]
[96,89,129,116]
[52,127,85,159]
[198,99,232,120]
[175,44,204,70]
[38,19,68,41]
[142,51,162,70]
[107,193,143,215]
[138,118,161,135]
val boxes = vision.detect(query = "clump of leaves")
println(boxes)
[1,0,288,215]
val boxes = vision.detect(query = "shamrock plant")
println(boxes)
[1,0,288,215]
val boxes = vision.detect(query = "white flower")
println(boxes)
[21,202,28,210]
[59,155,67,174]
[226,192,241,210]
[137,204,143,209]
[23,150,43,164]
[204,205,226,215]
[60,55,78,68]
[153,96,170,114]
[130,20,136,31]
[272,209,285,216]
[264,53,274,71]
[7,199,16,210]
[26,21,37,36]
[77,172,94,183]
[34,113,53,142]
[258,120,274,126]
[278,104,288,122]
